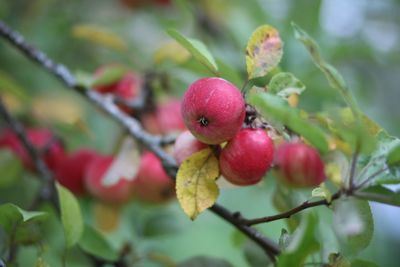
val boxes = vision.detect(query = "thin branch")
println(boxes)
[209,205,280,260]
[0,20,280,259]
[348,147,360,190]
[354,166,390,190]
[0,97,58,208]
[113,72,155,114]
[242,192,341,226]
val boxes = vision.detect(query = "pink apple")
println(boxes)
[142,98,186,134]
[181,77,245,144]
[173,130,208,165]
[84,155,133,204]
[131,151,175,204]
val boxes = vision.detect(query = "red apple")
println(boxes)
[54,149,98,195]
[274,142,326,187]
[84,155,133,204]
[219,128,274,185]
[131,151,175,203]
[181,77,245,144]
[142,98,186,134]
[0,128,65,172]
[173,130,208,165]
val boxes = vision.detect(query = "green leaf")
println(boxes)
[278,229,291,250]
[0,70,28,100]
[246,25,283,79]
[178,256,233,267]
[387,143,400,166]
[333,199,373,255]
[243,240,273,267]
[0,150,23,187]
[328,253,351,267]
[277,214,320,267]
[356,185,400,207]
[351,259,379,267]
[291,22,359,116]
[272,184,300,231]
[56,183,84,248]
[248,92,328,153]
[0,203,46,232]
[268,72,305,98]
[167,29,219,75]
[91,65,127,87]
[35,257,50,267]
[78,224,118,261]
[358,132,400,186]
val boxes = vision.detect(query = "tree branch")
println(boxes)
[0,20,280,259]
[0,97,58,208]
[242,191,342,226]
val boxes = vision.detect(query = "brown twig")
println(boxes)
[0,97,59,209]
[242,192,341,226]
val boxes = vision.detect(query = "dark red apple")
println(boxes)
[0,128,65,172]
[219,128,274,185]
[54,149,98,195]
[274,142,326,187]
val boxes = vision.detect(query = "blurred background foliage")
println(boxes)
[0,0,400,266]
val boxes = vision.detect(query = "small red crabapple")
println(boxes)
[131,151,175,204]
[142,98,186,134]
[219,128,274,186]
[173,130,208,165]
[274,142,326,187]
[0,128,65,172]
[84,155,133,204]
[181,77,245,144]
[54,148,98,195]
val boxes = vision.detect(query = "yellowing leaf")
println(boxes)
[93,202,121,233]
[246,25,283,79]
[153,40,190,64]
[176,148,219,220]
[72,25,127,51]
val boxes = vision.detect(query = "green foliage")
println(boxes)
[78,224,118,261]
[248,92,329,153]
[268,72,306,98]
[277,214,320,267]
[167,29,219,76]
[333,199,373,255]
[178,256,233,267]
[56,183,84,248]
[0,150,23,188]
[0,203,46,232]
[91,65,128,87]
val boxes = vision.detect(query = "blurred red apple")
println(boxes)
[131,151,175,204]
[142,98,186,134]
[0,128,65,172]
[84,155,133,204]
[54,148,98,195]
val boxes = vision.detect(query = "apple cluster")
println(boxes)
[175,77,327,188]
[0,128,174,205]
